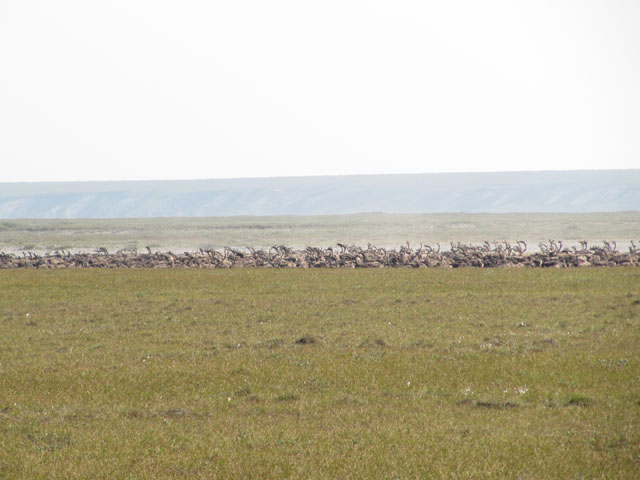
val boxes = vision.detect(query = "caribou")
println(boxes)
[1,241,639,269]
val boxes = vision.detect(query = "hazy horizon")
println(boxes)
[0,167,637,185]
[2,170,638,219]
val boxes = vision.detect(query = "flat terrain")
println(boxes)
[1,268,639,478]
[2,212,639,253]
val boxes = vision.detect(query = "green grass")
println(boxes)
[2,211,639,252]
[1,268,639,478]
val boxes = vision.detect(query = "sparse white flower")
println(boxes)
[407,381,411,387]
[227,396,232,402]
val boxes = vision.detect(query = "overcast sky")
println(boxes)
[1,0,639,182]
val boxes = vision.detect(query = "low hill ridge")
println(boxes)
[1,170,638,218]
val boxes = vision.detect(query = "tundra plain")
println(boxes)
[2,212,640,253]
[1,268,639,479]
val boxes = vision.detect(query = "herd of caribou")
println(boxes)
[1,240,639,269]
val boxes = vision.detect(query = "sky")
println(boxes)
[0,0,639,183]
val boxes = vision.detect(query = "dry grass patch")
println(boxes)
[0,268,639,478]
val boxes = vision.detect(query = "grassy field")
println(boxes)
[2,212,639,252]
[1,268,639,478]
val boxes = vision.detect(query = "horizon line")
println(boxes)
[2,167,639,185]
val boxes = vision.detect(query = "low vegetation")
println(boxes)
[2,212,639,252]
[1,268,639,478]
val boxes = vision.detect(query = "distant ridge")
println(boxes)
[1,170,639,218]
